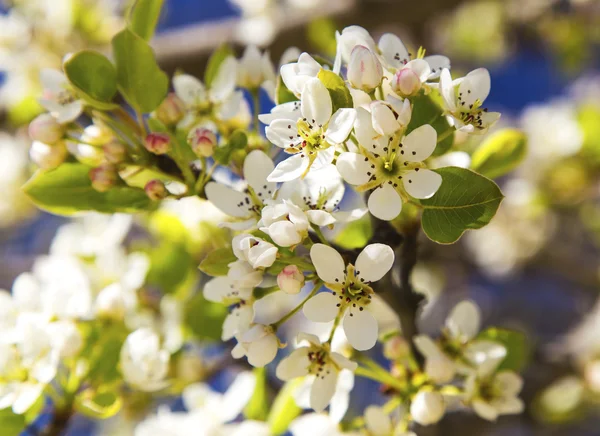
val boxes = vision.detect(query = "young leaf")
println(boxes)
[199,247,237,276]
[317,69,353,113]
[128,0,164,41]
[268,380,303,435]
[63,50,118,109]
[23,163,155,215]
[147,241,195,292]
[244,367,269,421]
[406,93,454,156]
[478,328,530,372]
[471,129,527,179]
[0,409,25,436]
[276,75,298,105]
[334,215,373,250]
[112,29,169,113]
[420,167,504,244]
[184,292,228,341]
[205,44,234,89]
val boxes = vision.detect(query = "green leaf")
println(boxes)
[204,44,234,89]
[275,75,298,105]
[147,117,169,133]
[184,292,228,341]
[75,389,122,419]
[478,327,530,372]
[307,18,337,57]
[407,93,454,156]
[471,129,527,179]
[86,326,128,384]
[229,130,248,150]
[317,69,353,113]
[147,241,195,293]
[112,28,168,113]
[334,215,373,250]
[420,167,504,244]
[128,0,164,41]
[199,247,237,276]
[268,380,303,435]
[23,163,155,215]
[244,367,269,421]
[213,130,248,165]
[0,409,25,436]
[63,50,118,109]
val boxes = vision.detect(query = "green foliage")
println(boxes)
[268,380,303,435]
[205,44,234,89]
[75,389,122,419]
[0,409,25,436]
[276,75,298,105]
[478,327,530,372]
[317,69,353,113]
[112,29,169,113]
[307,18,337,57]
[407,93,454,156]
[184,292,228,341]
[244,367,269,421]
[213,130,248,165]
[147,241,195,293]
[471,129,527,179]
[128,0,164,41]
[334,215,373,249]
[420,167,504,244]
[23,163,155,215]
[199,247,237,276]
[63,50,118,109]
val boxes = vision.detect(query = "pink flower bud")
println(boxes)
[347,45,383,92]
[393,68,421,97]
[188,126,217,158]
[89,164,118,192]
[277,265,305,295]
[144,179,168,201]
[103,140,128,164]
[144,133,171,155]
[30,141,67,169]
[155,93,186,126]
[28,114,64,145]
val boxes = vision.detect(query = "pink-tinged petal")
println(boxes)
[205,182,253,218]
[336,152,371,186]
[368,184,402,221]
[355,243,395,283]
[402,169,442,199]
[267,154,310,182]
[325,108,356,144]
[404,59,431,83]
[309,244,346,283]
[301,78,333,126]
[458,68,491,108]
[303,292,339,323]
[343,309,378,350]
[310,366,338,412]
[402,125,437,162]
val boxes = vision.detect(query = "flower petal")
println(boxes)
[378,33,410,69]
[301,78,333,127]
[209,56,237,102]
[309,244,346,284]
[371,101,400,136]
[267,154,310,182]
[310,366,338,412]
[276,348,310,381]
[458,68,491,108]
[336,152,371,186]
[402,169,442,199]
[306,210,336,227]
[439,68,456,112]
[325,108,356,144]
[259,101,301,124]
[173,74,206,105]
[473,399,499,422]
[221,371,257,421]
[404,59,431,83]
[446,300,481,341]
[244,150,276,197]
[368,184,402,221]
[355,243,395,283]
[424,55,450,79]
[495,371,523,397]
[343,309,378,350]
[365,405,393,436]
[203,277,231,303]
[401,124,437,162]
[247,333,279,367]
[330,352,358,372]
[266,119,302,149]
[303,292,339,323]
[205,182,253,218]
[267,221,303,247]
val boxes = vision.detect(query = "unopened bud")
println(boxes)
[144,179,168,201]
[30,141,67,169]
[383,335,410,360]
[28,114,64,144]
[347,45,383,92]
[144,133,171,155]
[89,164,118,192]
[277,265,305,294]
[188,126,217,158]
[393,68,421,97]
[155,93,186,126]
[103,140,128,164]
[410,390,446,426]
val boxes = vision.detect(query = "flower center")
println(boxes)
[296,118,329,155]
[330,264,373,315]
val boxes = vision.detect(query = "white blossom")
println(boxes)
[236,45,276,97]
[347,45,383,93]
[39,68,84,124]
[465,370,525,421]
[232,233,278,269]
[410,390,446,425]
[231,324,279,367]
[120,328,170,392]
[259,199,310,247]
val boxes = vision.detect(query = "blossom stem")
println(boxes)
[354,366,405,391]
[311,224,329,245]
[272,280,321,329]
[326,313,341,344]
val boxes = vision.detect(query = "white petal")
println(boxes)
[259,101,301,124]
[203,277,231,303]
[306,210,336,227]
[303,292,339,323]
[205,182,252,218]
[355,243,395,283]
[55,101,83,124]
[473,399,498,421]
[209,56,238,102]
[404,59,431,83]
[267,221,303,247]
[328,370,354,423]
[276,348,310,380]
[378,33,410,69]
[267,154,309,182]
[336,152,371,186]
[244,150,276,196]
[343,309,378,350]
[365,405,393,436]
[221,371,257,421]
[465,341,507,378]
[301,78,333,126]
[309,244,346,283]
[310,367,338,412]
[439,69,456,112]
[330,353,358,372]
[458,68,491,108]
[368,184,402,221]
[446,300,481,341]
[354,107,378,149]
[424,55,450,79]
[40,68,67,93]
[297,333,322,347]
[266,119,301,149]
[493,396,524,416]
[12,383,44,415]
[403,169,442,200]
[402,125,437,162]
[371,101,400,136]
[173,74,206,105]
[325,108,356,144]
[247,333,279,367]
[495,371,523,397]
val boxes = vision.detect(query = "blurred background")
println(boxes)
[1,0,599,435]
